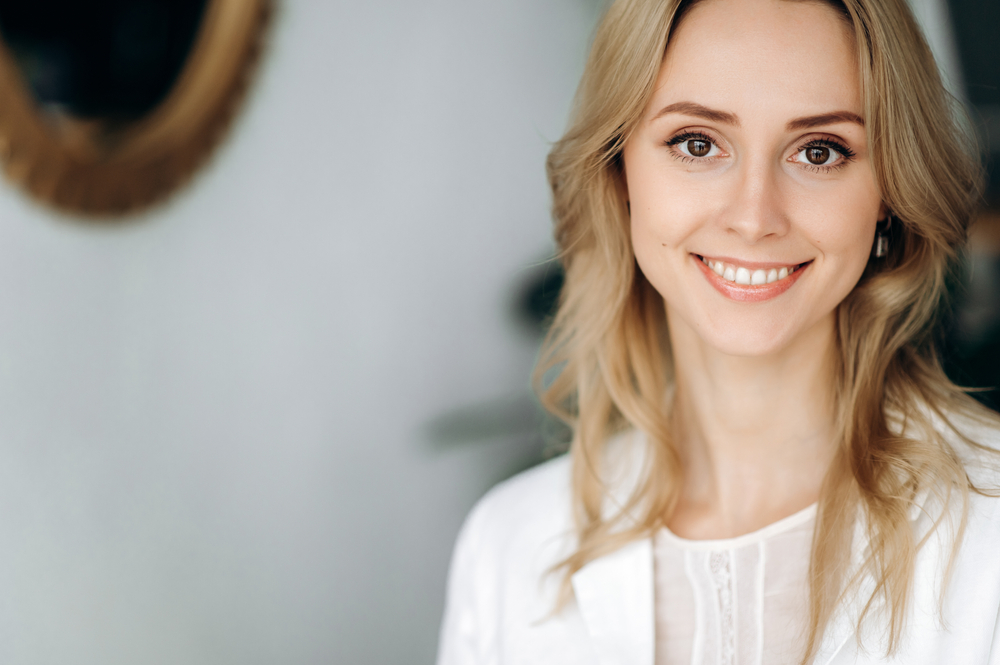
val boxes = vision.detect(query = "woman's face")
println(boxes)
[623,0,883,357]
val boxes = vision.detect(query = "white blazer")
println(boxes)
[437,427,1000,665]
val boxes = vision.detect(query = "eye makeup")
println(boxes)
[665,130,724,163]
[792,136,855,172]
[798,138,854,159]
[663,128,857,173]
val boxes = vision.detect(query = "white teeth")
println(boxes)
[702,257,801,285]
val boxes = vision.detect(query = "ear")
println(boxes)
[616,149,630,201]
[617,160,631,211]
[877,201,889,223]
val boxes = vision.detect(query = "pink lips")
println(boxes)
[695,255,810,302]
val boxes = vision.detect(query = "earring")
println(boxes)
[874,213,891,258]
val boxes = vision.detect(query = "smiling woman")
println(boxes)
[624,0,881,359]
[437,0,1000,664]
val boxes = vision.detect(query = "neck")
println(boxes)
[666,308,839,539]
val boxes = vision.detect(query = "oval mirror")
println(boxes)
[0,0,270,216]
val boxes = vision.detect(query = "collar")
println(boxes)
[567,429,938,665]
[571,537,655,665]
[814,485,938,664]
[568,518,871,665]
[569,429,656,665]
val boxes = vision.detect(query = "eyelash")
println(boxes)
[665,131,717,163]
[664,132,856,172]
[796,138,855,171]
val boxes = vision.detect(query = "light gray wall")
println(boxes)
[0,2,597,663]
[0,2,963,663]
[906,0,964,99]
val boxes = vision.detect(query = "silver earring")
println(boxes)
[874,214,891,258]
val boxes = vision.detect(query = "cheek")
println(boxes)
[794,178,880,310]
[797,178,879,268]
[629,192,695,284]
[626,155,718,261]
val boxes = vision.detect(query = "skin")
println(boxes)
[622,0,885,538]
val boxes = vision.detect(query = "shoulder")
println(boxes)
[919,410,1000,631]
[956,414,1000,539]
[437,429,648,665]
[942,407,1000,491]
[437,451,575,665]
[914,406,1000,542]
[457,427,650,558]
[901,445,1000,664]
[458,451,575,565]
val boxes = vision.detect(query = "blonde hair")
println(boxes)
[536,0,999,660]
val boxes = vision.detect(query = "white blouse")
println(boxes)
[437,424,1000,665]
[654,504,817,665]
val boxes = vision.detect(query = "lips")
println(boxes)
[694,254,811,302]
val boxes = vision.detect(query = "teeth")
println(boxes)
[702,258,800,285]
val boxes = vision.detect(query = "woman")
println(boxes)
[438,0,1000,662]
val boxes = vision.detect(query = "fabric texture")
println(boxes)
[653,504,815,664]
[436,424,1000,665]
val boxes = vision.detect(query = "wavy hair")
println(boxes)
[535,0,998,660]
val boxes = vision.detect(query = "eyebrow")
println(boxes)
[651,102,865,131]
[785,111,865,131]
[652,101,739,126]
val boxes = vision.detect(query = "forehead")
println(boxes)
[652,0,860,119]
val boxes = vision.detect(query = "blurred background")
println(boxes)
[0,1,991,664]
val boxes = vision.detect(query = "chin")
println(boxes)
[701,328,799,358]
[669,301,813,358]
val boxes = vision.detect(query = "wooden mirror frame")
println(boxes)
[0,0,271,217]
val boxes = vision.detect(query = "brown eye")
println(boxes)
[794,142,847,168]
[688,139,711,157]
[806,146,830,165]
[672,134,721,159]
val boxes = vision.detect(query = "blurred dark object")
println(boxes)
[947,0,1000,207]
[423,387,570,484]
[946,215,1000,411]
[940,0,1000,409]
[515,261,565,335]
[0,0,207,122]
[0,0,270,216]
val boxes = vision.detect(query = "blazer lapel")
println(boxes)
[571,538,655,665]
[813,489,934,664]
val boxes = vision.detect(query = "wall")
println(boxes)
[0,2,597,663]
[0,1,962,663]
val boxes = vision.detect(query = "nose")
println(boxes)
[721,157,790,244]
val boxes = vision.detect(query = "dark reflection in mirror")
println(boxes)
[0,0,208,122]
[0,0,268,215]
[942,0,1000,409]
[946,0,999,207]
